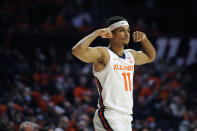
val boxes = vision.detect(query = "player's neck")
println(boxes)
[109,44,124,56]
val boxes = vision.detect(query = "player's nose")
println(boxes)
[125,31,130,37]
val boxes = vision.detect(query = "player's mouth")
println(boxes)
[122,38,130,40]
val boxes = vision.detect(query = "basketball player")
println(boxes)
[72,16,156,131]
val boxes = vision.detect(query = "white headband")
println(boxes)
[108,20,129,31]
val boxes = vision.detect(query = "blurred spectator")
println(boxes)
[19,121,39,131]
[0,46,196,130]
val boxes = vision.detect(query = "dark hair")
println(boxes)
[40,127,54,131]
[106,16,127,27]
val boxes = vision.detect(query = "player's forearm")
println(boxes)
[141,38,156,61]
[72,31,99,54]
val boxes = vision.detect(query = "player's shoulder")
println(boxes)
[125,49,139,60]
[125,49,137,55]
[94,46,109,64]
[125,49,136,52]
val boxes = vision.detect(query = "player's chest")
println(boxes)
[112,57,134,72]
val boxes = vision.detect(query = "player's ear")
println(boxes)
[111,30,117,36]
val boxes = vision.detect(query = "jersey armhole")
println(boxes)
[93,47,111,76]
[125,49,135,62]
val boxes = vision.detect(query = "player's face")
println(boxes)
[111,25,130,45]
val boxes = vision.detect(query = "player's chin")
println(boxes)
[123,40,130,45]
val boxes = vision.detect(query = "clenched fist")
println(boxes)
[96,28,113,38]
[133,31,147,42]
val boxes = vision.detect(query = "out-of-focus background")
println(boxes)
[0,0,197,131]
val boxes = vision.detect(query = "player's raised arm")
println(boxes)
[72,28,112,63]
[130,31,156,65]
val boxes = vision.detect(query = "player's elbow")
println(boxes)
[149,52,156,62]
[71,47,77,56]
[71,47,91,63]
[72,47,81,57]
[150,57,156,62]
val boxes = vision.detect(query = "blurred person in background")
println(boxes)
[19,121,38,131]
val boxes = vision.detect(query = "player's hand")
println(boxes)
[96,28,113,38]
[133,31,147,42]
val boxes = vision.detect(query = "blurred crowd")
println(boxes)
[0,0,95,33]
[0,45,196,131]
[0,0,197,131]
[1,0,196,36]
[0,0,164,35]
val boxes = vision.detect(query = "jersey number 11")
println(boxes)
[122,73,132,92]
